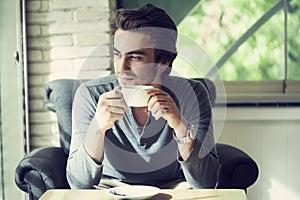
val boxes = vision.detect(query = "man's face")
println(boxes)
[113,29,160,86]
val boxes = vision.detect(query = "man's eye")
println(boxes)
[129,55,142,60]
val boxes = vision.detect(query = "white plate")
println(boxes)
[107,185,160,200]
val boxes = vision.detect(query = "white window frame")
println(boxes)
[215,80,300,104]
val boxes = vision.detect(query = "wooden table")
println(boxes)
[39,189,247,200]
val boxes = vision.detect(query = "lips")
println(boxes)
[118,73,135,82]
[121,76,133,81]
[118,72,134,77]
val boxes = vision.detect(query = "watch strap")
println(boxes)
[173,124,195,144]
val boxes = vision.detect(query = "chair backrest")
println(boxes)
[191,78,216,107]
[45,79,84,155]
[45,78,216,155]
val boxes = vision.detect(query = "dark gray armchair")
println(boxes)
[15,78,259,200]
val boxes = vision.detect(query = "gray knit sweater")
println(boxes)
[66,75,219,189]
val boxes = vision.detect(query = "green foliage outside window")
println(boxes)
[174,0,300,81]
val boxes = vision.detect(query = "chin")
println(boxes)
[118,79,135,86]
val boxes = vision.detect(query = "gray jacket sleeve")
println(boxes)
[66,84,103,189]
[178,80,220,188]
[179,127,219,188]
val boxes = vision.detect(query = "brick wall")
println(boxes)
[26,0,115,150]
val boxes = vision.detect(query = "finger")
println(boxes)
[104,108,125,122]
[151,103,161,120]
[110,113,124,121]
[152,108,169,120]
[150,102,166,120]
[152,108,162,120]
[108,98,127,109]
[115,85,122,91]
[105,86,123,99]
[150,102,160,114]
[146,88,168,96]
[148,95,170,111]
[114,85,122,94]
[110,105,127,114]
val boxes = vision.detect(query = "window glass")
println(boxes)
[288,1,300,80]
[173,0,300,81]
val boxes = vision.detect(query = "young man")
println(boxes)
[67,4,219,189]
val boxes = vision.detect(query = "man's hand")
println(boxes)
[147,88,186,133]
[95,86,127,133]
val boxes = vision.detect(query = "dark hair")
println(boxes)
[112,4,178,73]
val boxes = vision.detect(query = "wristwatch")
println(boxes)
[173,124,197,144]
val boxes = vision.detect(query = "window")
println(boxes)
[172,0,300,104]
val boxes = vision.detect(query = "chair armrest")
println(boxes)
[15,147,70,200]
[216,143,259,189]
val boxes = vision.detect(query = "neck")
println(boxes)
[132,107,149,126]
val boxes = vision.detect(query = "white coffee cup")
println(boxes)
[120,85,154,107]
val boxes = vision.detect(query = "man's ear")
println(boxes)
[157,61,170,72]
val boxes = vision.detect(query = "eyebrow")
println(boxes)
[113,47,146,55]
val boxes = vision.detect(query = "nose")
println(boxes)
[115,55,131,72]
